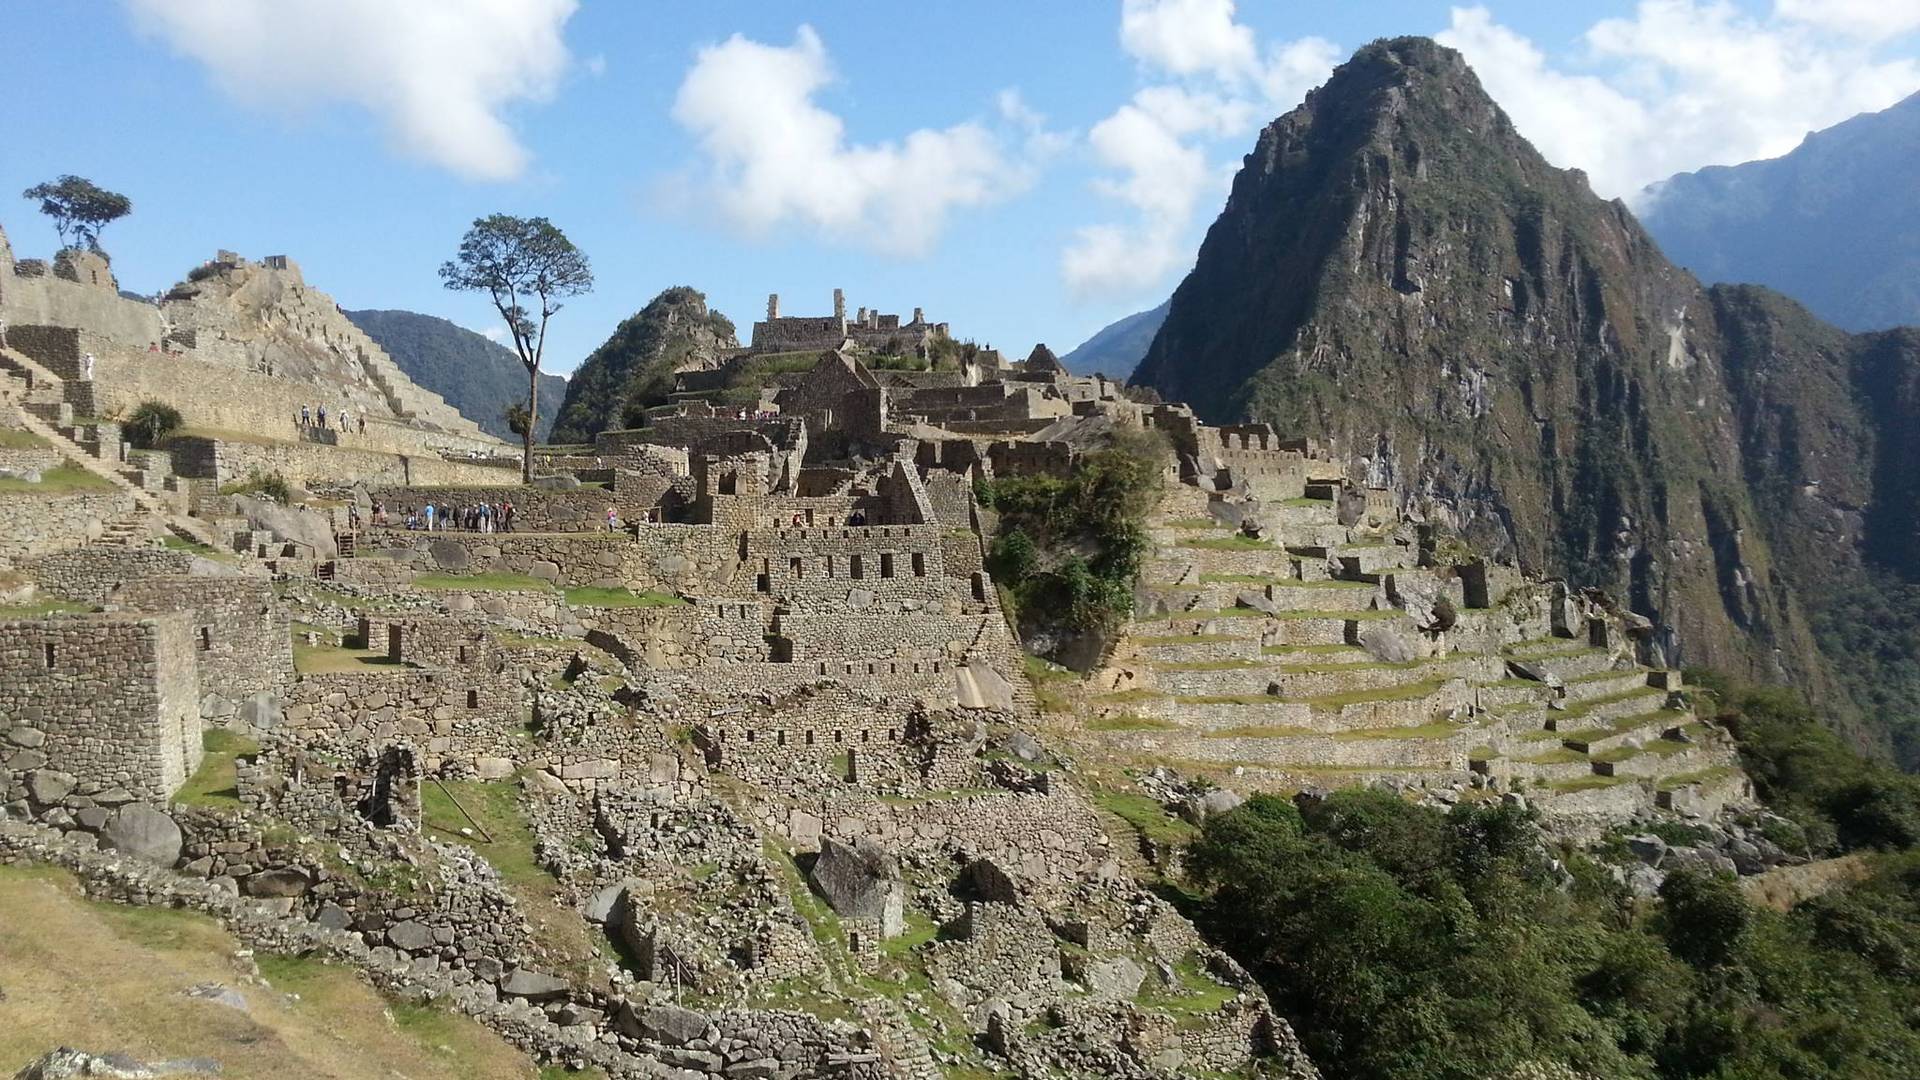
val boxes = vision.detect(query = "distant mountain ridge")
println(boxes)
[345,309,566,442]
[1639,91,1920,332]
[1061,300,1169,380]
[548,287,739,444]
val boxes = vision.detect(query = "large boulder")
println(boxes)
[1357,624,1421,664]
[615,1002,708,1046]
[500,968,571,1001]
[954,661,1016,711]
[99,804,182,867]
[236,692,285,730]
[427,539,470,571]
[13,1048,219,1078]
[809,838,905,937]
[235,494,337,560]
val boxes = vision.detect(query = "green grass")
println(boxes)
[1092,789,1197,847]
[413,571,556,592]
[1151,658,1261,672]
[0,597,93,618]
[0,427,49,449]
[292,632,402,674]
[1333,721,1465,740]
[161,534,237,561]
[1135,954,1240,1026]
[1177,693,1284,706]
[1133,633,1245,645]
[1088,714,1179,732]
[1299,678,1451,710]
[1145,607,1273,620]
[1545,775,1631,794]
[1206,724,1313,739]
[1178,535,1274,550]
[0,462,116,493]
[1025,654,1077,713]
[420,780,547,887]
[1656,765,1737,792]
[1520,747,1591,765]
[562,585,685,608]
[1262,643,1368,656]
[172,728,261,809]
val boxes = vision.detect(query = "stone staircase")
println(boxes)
[0,345,218,547]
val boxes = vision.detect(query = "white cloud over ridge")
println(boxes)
[670,26,1042,257]
[124,0,576,182]
[1064,1,1337,297]
[1440,2,1920,200]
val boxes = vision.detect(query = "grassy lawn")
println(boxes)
[1178,535,1274,550]
[0,461,116,494]
[414,571,557,592]
[0,427,49,449]
[162,534,238,561]
[562,585,684,608]
[0,865,536,1079]
[0,597,93,618]
[1087,714,1179,732]
[420,779,598,981]
[172,729,261,809]
[291,622,404,674]
[1135,953,1240,1027]
[1092,788,1197,848]
[1024,654,1077,713]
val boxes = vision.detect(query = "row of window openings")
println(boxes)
[764,552,925,585]
[714,727,897,746]
[46,627,217,670]
[817,660,941,676]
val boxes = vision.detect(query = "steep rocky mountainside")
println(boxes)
[1133,37,1920,764]
[347,309,566,442]
[1062,300,1169,380]
[1640,92,1920,333]
[548,286,738,444]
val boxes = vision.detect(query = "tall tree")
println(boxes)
[22,175,132,254]
[439,215,593,482]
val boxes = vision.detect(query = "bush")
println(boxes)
[220,470,293,504]
[123,400,181,449]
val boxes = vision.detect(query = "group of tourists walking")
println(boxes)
[403,499,515,533]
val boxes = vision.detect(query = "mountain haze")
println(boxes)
[346,309,566,442]
[1639,91,1920,333]
[1133,37,1920,763]
[1061,300,1169,380]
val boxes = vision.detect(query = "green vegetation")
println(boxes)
[1177,670,1920,1080]
[348,309,568,443]
[1092,788,1197,848]
[0,427,49,449]
[218,469,293,503]
[0,596,92,617]
[549,286,737,442]
[172,728,260,808]
[0,461,115,493]
[1179,535,1274,551]
[562,585,684,608]
[980,428,1167,637]
[123,400,182,449]
[291,622,402,674]
[414,571,556,592]
[23,173,132,252]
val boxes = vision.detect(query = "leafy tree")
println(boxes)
[22,175,132,253]
[439,214,592,482]
[504,403,531,438]
[123,400,181,449]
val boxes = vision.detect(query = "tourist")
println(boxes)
[424,503,435,531]
[790,512,804,527]
[404,511,417,530]
[358,414,366,435]
[607,506,620,532]
[300,404,311,427]
[317,404,328,428]
[373,499,385,526]
[503,500,515,532]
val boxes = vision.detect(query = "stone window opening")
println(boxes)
[457,645,467,663]
[911,552,926,577]
[467,689,479,709]
[861,729,871,743]
[199,627,212,651]
[790,556,804,579]
[850,554,864,580]
[886,728,898,741]
[718,471,738,496]
[777,730,788,746]
[833,731,843,743]
[805,730,816,746]
[44,642,55,669]
[746,729,757,743]
[880,553,895,578]
[825,555,836,578]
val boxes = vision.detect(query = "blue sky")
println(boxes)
[3,2,1916,375]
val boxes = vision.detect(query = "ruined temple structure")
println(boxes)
[750,288,949,358]
[1,212,1763,1079]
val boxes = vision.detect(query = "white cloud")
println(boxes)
[124,0,576,181]
[1775,0,1920,42]
[480,325,511,345]
[1440,2,1920,199]
[1119,0,1259,82]
[1065,1,1337,297]
[670,26,1036,256]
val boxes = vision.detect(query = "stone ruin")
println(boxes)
[0,226,1773,1079]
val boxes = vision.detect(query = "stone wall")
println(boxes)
[22,547,202,601]
[0,489,132,559]
[110,577,291,705]
[170,435,515,488]
[0,612,201,801]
